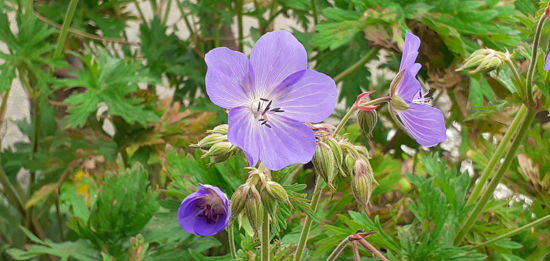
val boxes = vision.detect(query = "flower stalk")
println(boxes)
[228,224,237,259]
[293,176,323,261]
[261,207,270,261]
[326,237,349,261]
[334,47,380,83]
[525,14,546,106]
[474,214,550,248]
[52,0,79,59]
[334,96,390,135]
[456,106,537,244]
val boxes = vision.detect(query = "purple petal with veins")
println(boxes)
[177,185,230,236]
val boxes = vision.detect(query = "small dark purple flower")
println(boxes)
[177,185,230,236]
[389,32,447,147]
[205,31,337,170]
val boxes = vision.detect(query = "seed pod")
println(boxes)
[357,109,378,137]
[351,159,375,208]
[230,184,250,221]
[245,186,264,234]
[312,142,336,190]
[266,181,291,206]
[211,124,228,135]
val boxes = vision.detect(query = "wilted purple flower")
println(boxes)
[177,185,230,236]
[389,32,447,147]
[205,31,337,170]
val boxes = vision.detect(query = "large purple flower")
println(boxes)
[389,32,447,147]
[177,185,230,236]
[205,31,337,170]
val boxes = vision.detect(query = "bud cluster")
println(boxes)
[230,167,291,234]
[193,124,239,165]
[339,141,377,209]
[457,48,510,73]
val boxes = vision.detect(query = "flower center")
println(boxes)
[253,98,285,128]
[412,93,432,105]
[197,191,226,224]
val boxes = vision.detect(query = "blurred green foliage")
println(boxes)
[0,0,550,260]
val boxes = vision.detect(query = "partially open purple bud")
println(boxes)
[177,185,230,236]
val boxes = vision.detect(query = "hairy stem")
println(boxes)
[334,47,380,83]
[334,96,390,135]
[466,105,528,206]
[525,14,546,106]
[261,208,270,261]
[228,223,237,259]
[326,237,349,261]
[310,0,318,25]
[456,107,536,244]
[293,176,323,261]
[504,58,526,98]
[357,238,389,261]
[52,0,79,59]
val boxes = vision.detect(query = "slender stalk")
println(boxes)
[326,237,349,261]
[293,176,323,261]
[352,241,361,261]
[334,96,390,135]
[466,105,528,205]
[475,214,550,248]
[504,58,525,98]
[334,47,380,83]
[261,208,270,261]
[357,238,389,261]
[0,164,26,218]
[52,0,79,59]
[134,0,148,26]
[55,197,64,241]
[175,0,194,37]
[236,0,244,52]
[162,0,172,25]
[455,107,537,244]
[228,224,237,259]
[310,0,318,25]
[525,14,546,106]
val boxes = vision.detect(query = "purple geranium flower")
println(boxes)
[389,31,447,147]
[205,31,337,170]
[545,52,550,70]
[177,185,230,236]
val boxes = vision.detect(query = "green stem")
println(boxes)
[52,0,79,59]
[162,0,172,25]
[310,0,318,25]
[455,107,537,244]
[228,224,237,259]
[237,0,244,52]
[326,237,349,261]
[504,58,525,98]
[134,0,148,26]
[293,176,323,261]
[261,208,270,261]
[466,105,528,206]
[0,163,26,218]
[334,96,390,135]
[176,1,194,37]
[525,14,546,106]
[475,214,550,248]
[333,47,380,83]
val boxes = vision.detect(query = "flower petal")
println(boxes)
[177,195,204,235]
[249,31,308,96]
[399,31,421,75]
[396,70,421,102]
[270,70,337,123]
[545,52,550,71]
[205,47,252,109]
[228,106,316,170]
[397,103,447,147]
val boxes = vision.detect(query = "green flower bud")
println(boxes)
[312,142,336,190]
[457,48,509,73]
[266,181,291,206]
[357,109,378,137]
[324,138,343,170]
[351,159,375,208]
[211,124,228,135]
[201,142,236,163]
[195,133,226,149]
[341,153,356,177]
[390,96,410,111]
[230,184,250,221]
[245,186,264,234]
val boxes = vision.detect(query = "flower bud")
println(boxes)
[266,181,291,206]
[245,186,264,234]
[201,142,237,165]
[341,153,356,177]
[324,138,343,170]
[457,48,509,73]
[357,109,378,137]
[230,184,250,221]
[211,124,228,135]
[351,159,375,208]
[194,133,226,149]
[312,142,336,190]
